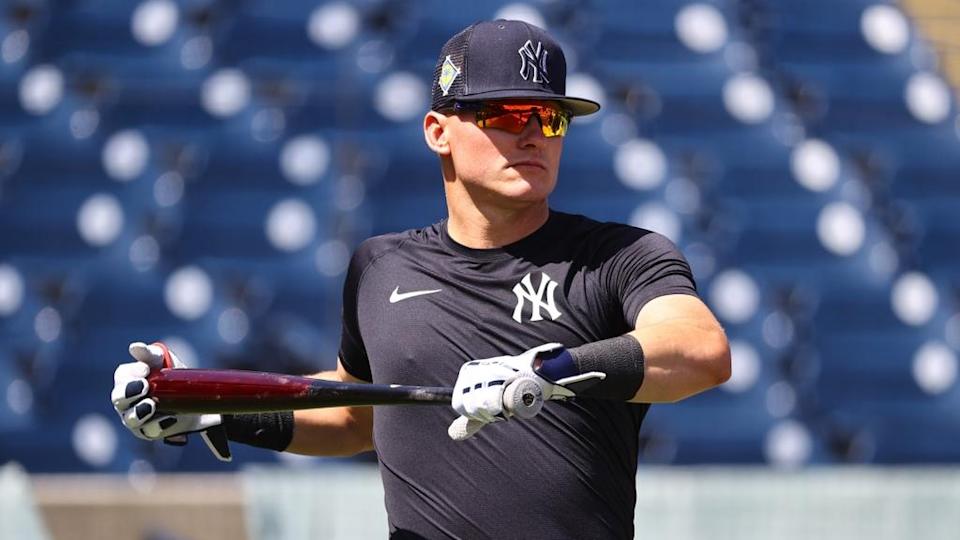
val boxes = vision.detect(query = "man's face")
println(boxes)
[441,101,567,208]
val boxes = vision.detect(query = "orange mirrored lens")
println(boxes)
[474,103,570,138]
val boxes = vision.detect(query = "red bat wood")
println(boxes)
[147,368,454,414]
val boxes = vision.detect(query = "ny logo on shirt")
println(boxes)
[512,272,562,324]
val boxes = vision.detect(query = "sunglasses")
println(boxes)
[454,102,571,138]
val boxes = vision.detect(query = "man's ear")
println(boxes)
[424,111,451,156]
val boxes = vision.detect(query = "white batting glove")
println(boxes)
[449,343,605,439]
[111,342,232,462]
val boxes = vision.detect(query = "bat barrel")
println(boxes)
[148,369,454,414]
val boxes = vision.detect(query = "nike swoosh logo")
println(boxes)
[390,287,442,303]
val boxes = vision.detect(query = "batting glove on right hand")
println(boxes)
[111,342,232,462]
[449,343,605,440]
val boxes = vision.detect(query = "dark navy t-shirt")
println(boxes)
[339,210,697,540]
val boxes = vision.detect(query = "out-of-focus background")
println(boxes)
[0,0,958,538]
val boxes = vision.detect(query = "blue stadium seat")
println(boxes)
[228,0,417,81]
[760,0,911,61]
[824,399,960,463]
[41,0,204,77]
[851,133,960,198]
[0,182,138,270]
[643,401,777,463]
[225,0,327,59]
[715,199,887,285]
[361,124,447,234]
[97,75,215,131]
[553,120,653,223]
[172,189,327,259]
[414,1,525,52]
[593,0,736,62]
[664,126,818,202]
[191,131,295,189]
[815,330,936,404]
[31,2,221,129]
[61,266,220,369]
[779,62,923,134]
[0,79,35,129]
[893,198,960,273]
[11,128,118,184]
[0,345,34,432]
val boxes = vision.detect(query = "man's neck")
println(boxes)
[445,202,550,249]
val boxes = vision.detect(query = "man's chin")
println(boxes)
[498,183,554,205]
[504,172,555,191]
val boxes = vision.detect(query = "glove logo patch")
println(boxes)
[512,272,562,324]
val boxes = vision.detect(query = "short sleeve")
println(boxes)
[609,231,698,327]
[338,243,375,382]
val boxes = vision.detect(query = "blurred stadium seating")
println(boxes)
[0,0,958,483]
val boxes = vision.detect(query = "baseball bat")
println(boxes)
[146,369,545,430]
[147,368,456,413]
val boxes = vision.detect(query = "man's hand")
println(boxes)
[111,342,232,461]
[448,343,605,440]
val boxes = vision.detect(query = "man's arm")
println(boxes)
[448,294,730,437]
[628,294,731,403]
[285,360,375,457]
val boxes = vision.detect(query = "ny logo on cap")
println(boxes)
[518,40,550,84]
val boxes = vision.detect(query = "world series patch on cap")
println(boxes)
[430,19,601,117]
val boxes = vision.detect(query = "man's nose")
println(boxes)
[517,113,545,144]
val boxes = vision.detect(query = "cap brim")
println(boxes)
[456,89,601,117]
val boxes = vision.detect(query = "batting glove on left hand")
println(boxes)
[111,342,232,461]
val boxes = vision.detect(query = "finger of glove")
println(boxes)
[114,361,150,385]
[142,412,222,441]
[121,398,157,430]
[201,426,232,462]
[456,385,482,419]
[453,371,508,410]
[112,362,150,411]
[453,385,495,419]
[502,357,535,376]
[461,358,520,376]
[463,387,502,422]
[511,342,564,369]
[150,342,186,368]
[543,380,575,400]
[482,386,506,419]
[128,427,150,441]
[195,414,223,431]
[448,416,485,441]
[163,434,188,446]
[456,362,518,388]
[141,414,185,439]
[553,371,606,397]
[111,376,150,411]
[527,342,564,359]
[128,342,165,370]
[452,387,464,412]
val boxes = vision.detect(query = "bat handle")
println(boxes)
[448,376,544,441]
[502,376,544,419]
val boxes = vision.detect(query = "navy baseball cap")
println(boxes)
[430,20,601,117]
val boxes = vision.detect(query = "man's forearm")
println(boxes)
[628,321,731,403]
[285,370,375,457]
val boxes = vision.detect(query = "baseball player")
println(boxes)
[112,20,731,539]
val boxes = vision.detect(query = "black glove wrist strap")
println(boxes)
[222,411,295,452]
[535,335,646,401]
